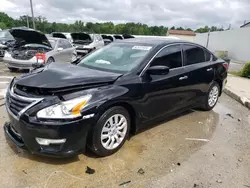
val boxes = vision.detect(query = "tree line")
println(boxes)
[0,12,224,35]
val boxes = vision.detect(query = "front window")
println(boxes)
[77,43,152,72]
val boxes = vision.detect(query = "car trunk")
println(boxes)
[8,29,52,60]
[71,33,92,45]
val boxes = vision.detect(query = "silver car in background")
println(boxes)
[51,32,73,43]
[3,28,77,71]
[71,33,104,56]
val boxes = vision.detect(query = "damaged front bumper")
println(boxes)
[4,110,94,158]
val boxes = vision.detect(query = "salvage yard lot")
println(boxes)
[0,61,249,188]
[0,92,249,187]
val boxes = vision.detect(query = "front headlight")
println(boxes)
[37,95,91,119]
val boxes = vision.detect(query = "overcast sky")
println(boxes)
[1,0,250,29]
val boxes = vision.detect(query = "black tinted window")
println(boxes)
[204,49,212,61]
[150,45,182,69]
[183,45,205,65]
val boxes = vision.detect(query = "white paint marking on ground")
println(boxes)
[0,76,13,79]
[185,138,210,142]
[0,81,10,84]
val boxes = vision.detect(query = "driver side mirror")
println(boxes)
[146,65,170,75]
[57,47,63,52]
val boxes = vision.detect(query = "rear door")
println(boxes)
[182,44,214,103]
[141,44,193,121]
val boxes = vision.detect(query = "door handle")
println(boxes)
[179,76,188,80]
[207,68,213,71]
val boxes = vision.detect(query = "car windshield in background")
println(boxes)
[49,39,56,48]
[0,30,14,39]
[77,43,152,72]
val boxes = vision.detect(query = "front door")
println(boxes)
[140,44,192,122]
[55,39,68,62]
[62,40,75,63]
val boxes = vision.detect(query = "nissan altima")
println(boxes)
[4,38,228,157]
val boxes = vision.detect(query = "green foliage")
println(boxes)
[241,62,250,78]
[0,11,222,35]
[0,12,14,28]
[0,22,7,29]
[195,25,224,33]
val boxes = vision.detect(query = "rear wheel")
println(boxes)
[8,67,18,72]
[88,106,130,156]
[46,57,54,64]
[200,82,220,111]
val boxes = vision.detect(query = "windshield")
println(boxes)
[0,30,14,39]
[49,39,56,48]
[77,43,152,73]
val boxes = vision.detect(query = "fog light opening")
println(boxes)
[35,138,66,146]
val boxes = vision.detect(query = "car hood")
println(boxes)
[9,28,51,48]
[15,63,122,90]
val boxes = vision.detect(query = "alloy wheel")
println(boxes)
[208,85,219,107]
[101,114,128,150]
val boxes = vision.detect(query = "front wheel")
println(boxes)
[200,82,220,111]
[88,106,130,156]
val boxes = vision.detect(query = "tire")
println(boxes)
[8,67,18,72]
[46,57,54,64]
[200,82,220,111]
[88,106,130,156]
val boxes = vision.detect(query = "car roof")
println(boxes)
[116,37,189,47]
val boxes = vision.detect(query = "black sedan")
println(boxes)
[4,38,228,157]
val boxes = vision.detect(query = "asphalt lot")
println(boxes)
[0,62,249,188]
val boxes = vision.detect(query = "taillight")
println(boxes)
[35,53,46,64]
[222,62,229,71]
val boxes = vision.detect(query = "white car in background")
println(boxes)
[71,33,104,56]
[3,28,77,71]
[51,32,73,43]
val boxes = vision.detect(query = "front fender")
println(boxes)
[63,84,132,116]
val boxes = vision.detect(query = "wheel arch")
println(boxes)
[47,56,55,63]
[97,101,138,135]
[214,79,222,96]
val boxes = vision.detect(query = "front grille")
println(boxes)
[7,93,33,117]
[6,86,43,118]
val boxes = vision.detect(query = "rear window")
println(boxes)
[183,45,205,65]
[52,33,67,39]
